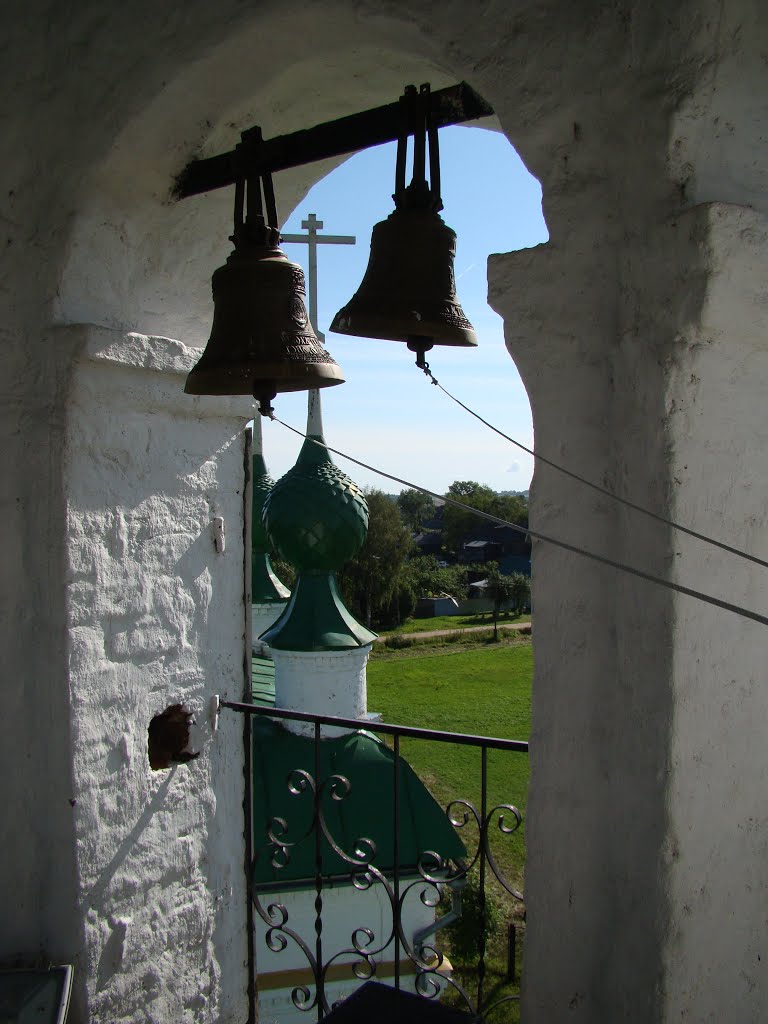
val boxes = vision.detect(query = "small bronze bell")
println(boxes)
[330,84,477,367]
[185,171,344,413]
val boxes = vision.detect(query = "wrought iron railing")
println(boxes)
[222,700,528,1022]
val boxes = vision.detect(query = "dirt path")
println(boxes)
[375,621,532,642]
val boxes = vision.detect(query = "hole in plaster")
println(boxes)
[147,703,200,770]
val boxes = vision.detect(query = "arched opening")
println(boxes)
[47,7,670,1022]
[50,10,561,1010]
[55,39,554,1009]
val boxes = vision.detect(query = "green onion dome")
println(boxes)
[251,451,274,555]
[263,433,368,573]
[251,416,289,604]
[260,392,375,651]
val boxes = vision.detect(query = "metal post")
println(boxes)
[305,214,321,341]
[242,426,257,1024]
[507,921,516,983]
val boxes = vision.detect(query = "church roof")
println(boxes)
[249,656,465,890]
[261,573,376,652]
[251,716,466,891]
[263,436,368,573]
[251,654,276,705]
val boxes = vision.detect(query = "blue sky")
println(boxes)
[260,125,548,494]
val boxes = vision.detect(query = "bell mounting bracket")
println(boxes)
[394,83,443,213]
[173,81,493,200]
[231,126,281,246]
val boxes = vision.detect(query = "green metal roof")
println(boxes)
[259,392,372,648]
[251,449,290,604]
[251,654,276,706]
[251,717,466,890]
[252,552,290,604]
[260,573,376,652]
[251,451,274,554]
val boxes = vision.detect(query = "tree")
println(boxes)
[339,489,414,629]
[484,564,531,639]
[442,481,498,553]
[445,870,502,963]
[485,563,507,641]
[508,572,531,618]
[495,492,529,529]
[396,488,435,533]
[442,481,529,554]
[402,555,469,602]
[448,480,484,498]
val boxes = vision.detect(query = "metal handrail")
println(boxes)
[221,699,529,753]
[223,697,527,1022]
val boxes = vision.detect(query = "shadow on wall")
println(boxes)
[85,772,175,922]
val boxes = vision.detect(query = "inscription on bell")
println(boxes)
[289,266,308,294]
[279,336,336,364]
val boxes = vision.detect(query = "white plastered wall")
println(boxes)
[272,647,371,735]
[25,17,450,1022]
[63,325,253,1021]
[661,203,768,1021]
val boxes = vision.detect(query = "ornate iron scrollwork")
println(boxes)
[252,746,524,1021]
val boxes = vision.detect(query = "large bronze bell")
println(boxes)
[185,173,344,411]
[329,205,476,354]
[330,83,477,366]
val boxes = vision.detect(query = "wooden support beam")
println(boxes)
[173,81,493,200]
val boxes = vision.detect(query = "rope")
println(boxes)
[419,363,768,571]
[269,413,768,629]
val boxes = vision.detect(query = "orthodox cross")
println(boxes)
[281,213,356,340]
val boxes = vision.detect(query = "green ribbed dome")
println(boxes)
[260,392,375,651]
[251,452,273,555]
[263,435,368,573]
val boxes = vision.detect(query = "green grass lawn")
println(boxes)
[367,643,532,888]
[383,612,531,635]
[367,642,533,1020]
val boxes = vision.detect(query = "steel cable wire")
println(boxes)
[420,365,768,571]
[269,414,768,629]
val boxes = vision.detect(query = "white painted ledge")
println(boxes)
[61,324,256,418]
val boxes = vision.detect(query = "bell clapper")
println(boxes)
[255,385,277,417]
[406,335,434,371]
[406,335,440,385]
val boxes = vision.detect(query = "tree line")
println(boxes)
[273,481,530,632]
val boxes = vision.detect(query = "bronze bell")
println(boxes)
[329,205,477,358]
[330,83,477,367]
[185,172,344,412]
